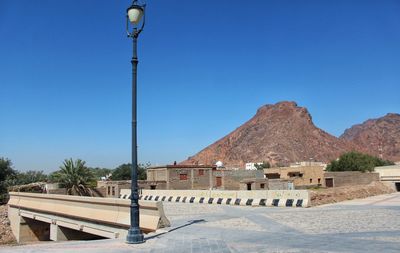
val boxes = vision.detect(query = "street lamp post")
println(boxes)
[126,0,145,244]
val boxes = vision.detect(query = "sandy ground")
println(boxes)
[0,205,16,246]
[309,181,395,206]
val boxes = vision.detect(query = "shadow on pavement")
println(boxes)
[145,219,206,240]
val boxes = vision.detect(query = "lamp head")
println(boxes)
[126,0,146,37]
[127,4,144,25]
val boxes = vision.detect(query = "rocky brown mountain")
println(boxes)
[182,101,363,167]
[340,113,400,162]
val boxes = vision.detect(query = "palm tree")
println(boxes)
[54,158,95,196]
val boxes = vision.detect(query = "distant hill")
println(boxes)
[182,101,364,167]
[340,113,400,162]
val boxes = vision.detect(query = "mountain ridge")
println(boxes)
[181,101,376,167]
[340,113,400,162]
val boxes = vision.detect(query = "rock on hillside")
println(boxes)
[340,113,400,162]
[182,101,362,167]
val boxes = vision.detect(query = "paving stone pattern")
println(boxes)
[1,193,400,253]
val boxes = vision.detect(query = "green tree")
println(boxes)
[254,162,271,170]
[0,157,16,203]
[110,163,149,181]
[51,159,95,196]
[9,170,48,186]
[326,151,394,172]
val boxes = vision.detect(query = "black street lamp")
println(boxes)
[126,0,145,244]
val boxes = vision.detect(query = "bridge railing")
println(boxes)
[8,192,170,238]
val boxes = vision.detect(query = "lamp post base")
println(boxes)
[126,227,145,244]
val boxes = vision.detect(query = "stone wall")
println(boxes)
[268,179,290,190]
[192,168,213,190]
[324,172,379,187]
[167,168,213,190]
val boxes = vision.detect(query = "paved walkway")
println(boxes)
[1,193,400,253]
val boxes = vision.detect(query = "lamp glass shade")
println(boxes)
[128,7,144,25]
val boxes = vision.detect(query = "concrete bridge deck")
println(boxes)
[7,192,170,243]
[2,192,400,253]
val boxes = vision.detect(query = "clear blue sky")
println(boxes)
[1,0,399,172]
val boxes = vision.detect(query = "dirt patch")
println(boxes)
[0,205,16,245]
[309,182,395,206]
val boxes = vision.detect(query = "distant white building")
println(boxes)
[245,162,263,170]
[215,161,224,168]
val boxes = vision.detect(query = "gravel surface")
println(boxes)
[264,208,400,234]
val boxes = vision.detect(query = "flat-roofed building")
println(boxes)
[146,165,216,190]
[323,171,379,188]
[146,165,267,190]
[213,169,265,190]
[264,166,325,188]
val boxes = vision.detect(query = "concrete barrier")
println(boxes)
[8,192,170,243]
[120,189,309,208]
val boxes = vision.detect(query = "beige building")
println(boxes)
[323,171,379,188]
[146,165,267,190]
[97,180,131,198]
[264,166,325,188]
[213,169,266,190]
[146,165,216,190]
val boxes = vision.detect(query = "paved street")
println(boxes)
[1,192,400,253]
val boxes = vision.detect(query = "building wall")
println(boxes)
[323,172,379,187]
[268,179,290,190]
[166,168,213,190]
[214,170,264,190]
[138,180,167,190]
[96,180,131,198]
[146,169,167,181]
[167,168,192,190]
[239,179,268,190]
[192,168,213,189]
[264,166,324,187]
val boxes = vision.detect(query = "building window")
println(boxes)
[309,178,312,184]
[112,186,115,196]
[107,186,111,195]
[260,183,265,189]
[180,174,188,180]
[265,173,280,179]
[198,169,204,176]
[288,172,303,178]
[318,178,321,184]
